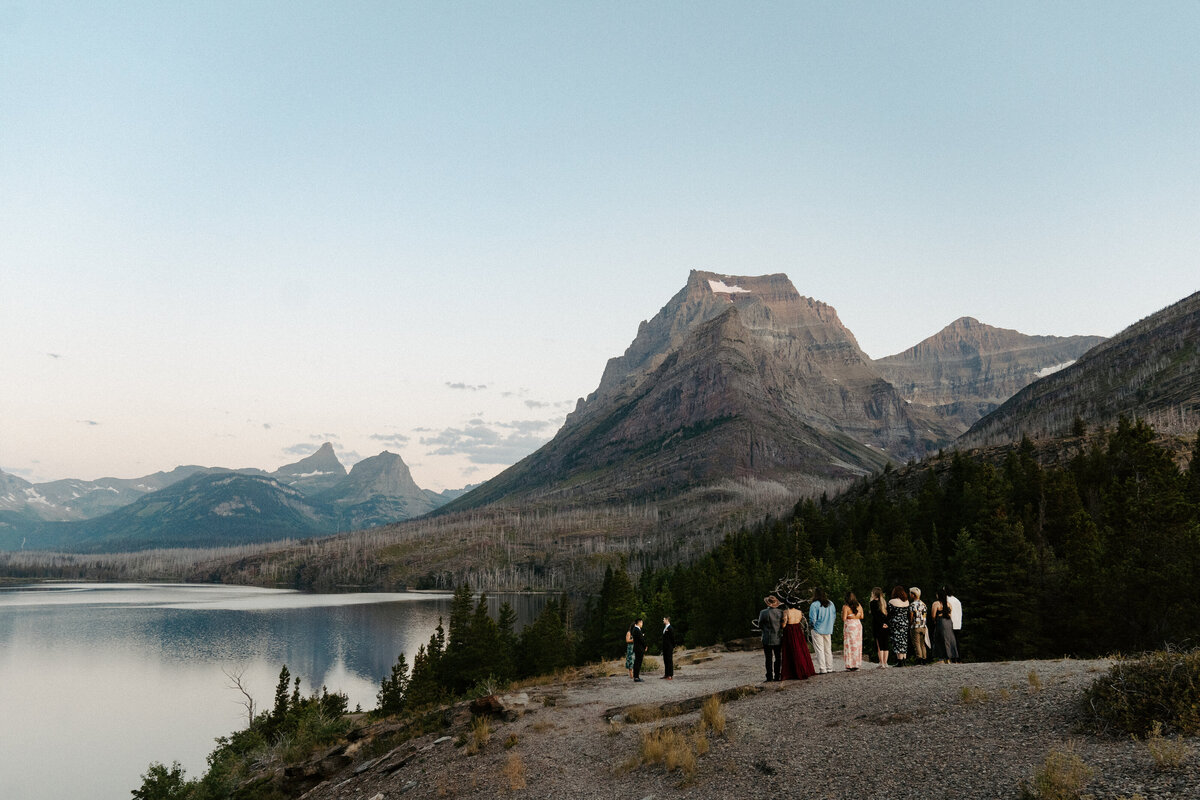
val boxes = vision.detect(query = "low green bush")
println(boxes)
[1081,648,1200,738]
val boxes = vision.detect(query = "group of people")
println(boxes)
[759,585,963,681]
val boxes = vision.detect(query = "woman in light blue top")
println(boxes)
[808,587,836,674]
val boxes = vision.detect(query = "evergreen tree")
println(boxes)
[376,653,409,716]
[517,598,575,677]
[271,665,291,723]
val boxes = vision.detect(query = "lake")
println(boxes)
[0,582,546,800]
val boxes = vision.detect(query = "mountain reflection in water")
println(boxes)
[0,583,546,800]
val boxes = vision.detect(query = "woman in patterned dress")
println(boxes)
[841,592,864,670]
[908,587,929,664]
[887,586,912,665]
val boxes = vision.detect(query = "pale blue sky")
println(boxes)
[3,3,1198,490]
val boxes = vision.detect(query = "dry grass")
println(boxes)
[1146,721,1189,769]
[700,695,726,736]
[503,752,527,790]
[503,733,519,749]
[622,705,667,724]
[959,686,990,704]
[465,715,491,755]
[639,726,698,782]
[530,720,556,733]
[1028,669,1043,691]
[1018,745,1092,800]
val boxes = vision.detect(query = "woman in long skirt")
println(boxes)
[780,601,817,680]
[930,588,958,663]
[842,592,864,670]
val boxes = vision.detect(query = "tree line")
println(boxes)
[629,418,1200,661]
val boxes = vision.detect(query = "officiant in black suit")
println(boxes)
[631,617,647,682]
[660,616,675,680]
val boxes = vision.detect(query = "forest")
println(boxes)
[587,418,1200,663]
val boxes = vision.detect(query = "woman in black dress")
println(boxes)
[870,586,889,667]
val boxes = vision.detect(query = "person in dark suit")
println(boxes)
[660,616,675,680]
[758,595,783,682]
[631,617,647,682]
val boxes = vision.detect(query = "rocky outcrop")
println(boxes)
[315,451,443,529]
[874,317,1106,435]
[271,442,348,494]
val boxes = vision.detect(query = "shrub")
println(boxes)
[1081,648,1200,737]
[1028,669,1043,691]
[1018,745,1092,800]
[1146,722,1189,770]
[132,761,193,800]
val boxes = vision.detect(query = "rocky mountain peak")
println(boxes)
[875,318,1107,435]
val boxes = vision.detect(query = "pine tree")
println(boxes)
[271,665,291,723]
[376,653,409,716]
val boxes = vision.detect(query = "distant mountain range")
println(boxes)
[0,444,468,552]
[9,271,1193,557]
[443,271,1108,512]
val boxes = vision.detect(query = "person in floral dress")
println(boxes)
[841,592,864,670]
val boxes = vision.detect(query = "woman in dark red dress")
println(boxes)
[780,600,817,680]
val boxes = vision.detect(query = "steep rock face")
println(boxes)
[960,292,1200,449]
[875,317,1106,435]
[316,451,441,529]
[448,272,953,510]
[271,442,347,494]
[570,270,950,457]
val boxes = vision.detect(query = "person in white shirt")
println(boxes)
[945,587,963,663]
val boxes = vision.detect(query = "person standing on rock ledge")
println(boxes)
[808,587,836,674]
[660,616,675,680]
[631,617,647,682]
[759,595,783,682]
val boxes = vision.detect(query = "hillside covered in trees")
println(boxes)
[618,418,1200,662]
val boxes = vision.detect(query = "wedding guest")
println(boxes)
[841,592,864,671]
[660,616,675,680]
[870,587,890,667]
[888,586,912,666]
[931,589,958,663]
[808,587,836,674]
[946,586,964,662]
[908,587,929,664]
[758,595,783,682]
[624,625,634,678]
[780,600,816,680]
[631,618,646,682]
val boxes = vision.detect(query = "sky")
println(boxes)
[2,3,1199,491]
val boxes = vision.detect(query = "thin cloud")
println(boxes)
[524,400,551,409]
[46,353,62,359]
[370,433,411,446]
[446,382,487,391]
[420,419,554,465]
[283,443,318,456]
[78,419,100,426]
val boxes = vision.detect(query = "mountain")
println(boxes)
[43,472,333,552]
[874,317,1106,435]
[315,451,444,530]
[445,271,956,510]
[270,442,348,494]
[0,447,461,552]
[960,291,1200,449]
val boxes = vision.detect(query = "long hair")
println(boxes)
[891,585,909,603]
[937,588,950,616]
[814,586,831,608]
[871,586,886,615]
[845,591,860,614]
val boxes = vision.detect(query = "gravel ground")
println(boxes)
[301,648,1198,800]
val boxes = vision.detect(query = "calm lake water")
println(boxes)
[0,582,546,800]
